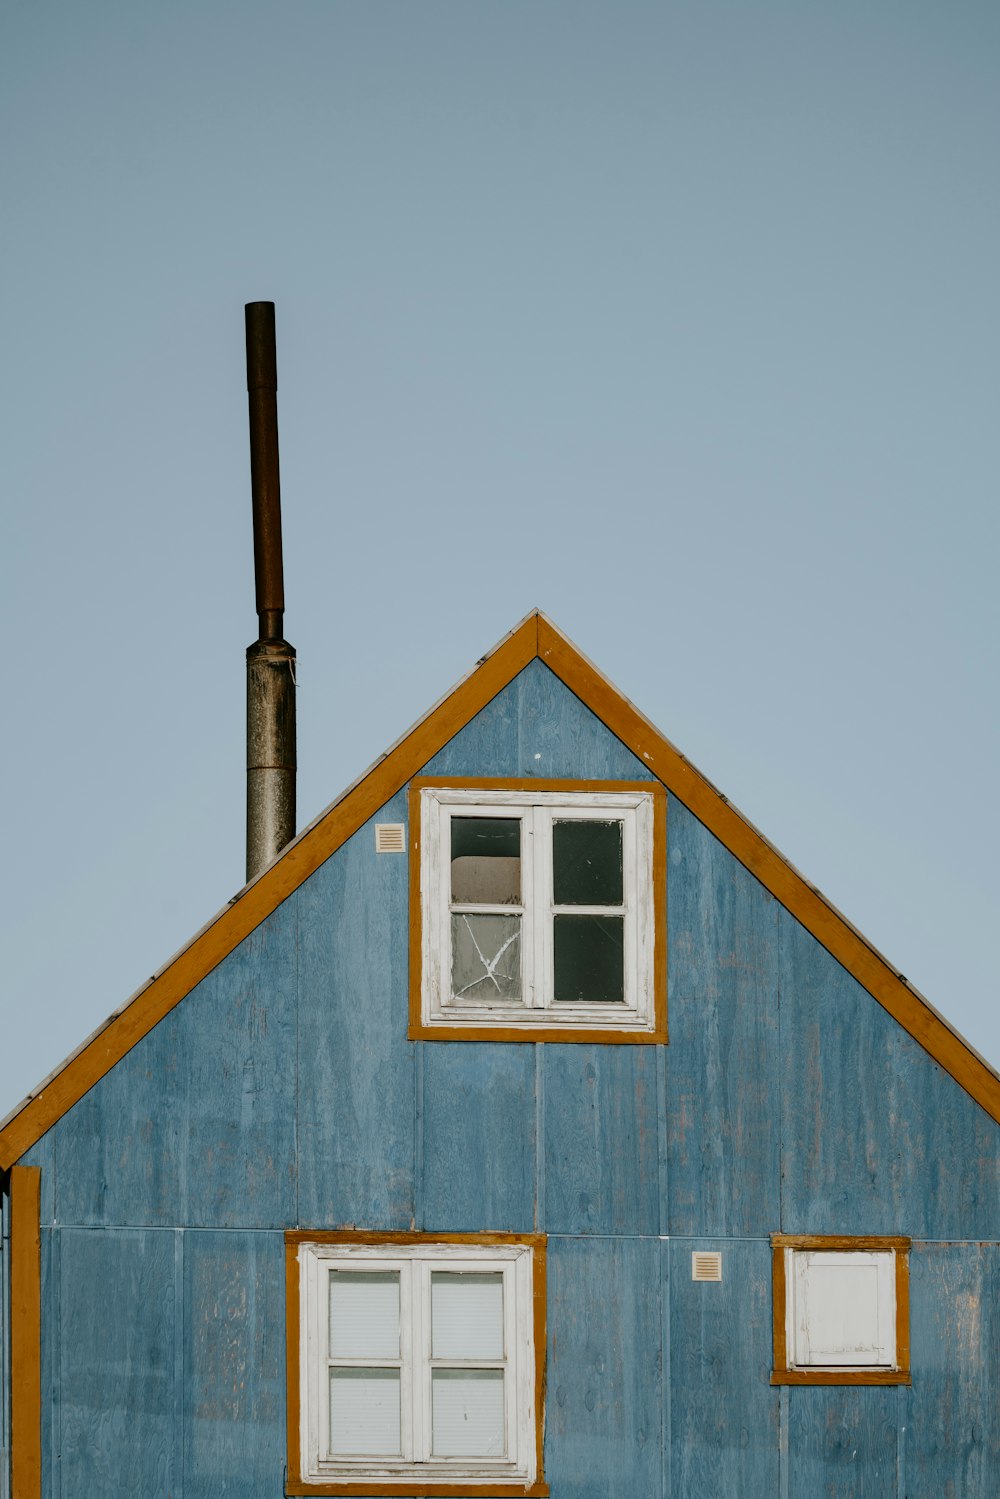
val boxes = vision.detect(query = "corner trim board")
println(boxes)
[10,1165,42,1499]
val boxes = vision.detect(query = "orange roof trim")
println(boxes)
[2,610,998,1169]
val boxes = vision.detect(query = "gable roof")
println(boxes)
[2,609,998,1169]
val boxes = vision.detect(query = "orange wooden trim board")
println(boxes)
[2,608,998,1169]
[10,1165,42,1499]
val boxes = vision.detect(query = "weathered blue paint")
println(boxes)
[545,1235,663,1499]
[668,1238,779,1499]
[297,791,414,1231]
[420,1042,536,1232]
[542,1045,661,1235]
[56,1227,176,1495]
[905,1242,1000,1495]
[10,659,1000,1495]
[183,1230,285,1498]
[666,800,782,1237]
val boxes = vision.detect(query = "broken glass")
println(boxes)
[451,913,521,1001]
[451,817,521,904]
[553,914,624,1002]
[553,819,623,906]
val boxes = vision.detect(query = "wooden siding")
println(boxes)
[11,661,1000,1495]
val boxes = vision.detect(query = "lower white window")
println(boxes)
[292,1236,543,1492]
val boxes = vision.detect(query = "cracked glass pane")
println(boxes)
[553,819,623,906]
[451,913,521,1000]
[451,817,521,904]
[553,914,624,1002]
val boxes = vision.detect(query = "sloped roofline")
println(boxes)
[2,610,998,1168]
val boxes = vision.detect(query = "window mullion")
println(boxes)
[533,807,551,1010]
[415,1260,432,1461]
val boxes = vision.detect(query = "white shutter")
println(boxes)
[791,1251,895,1366]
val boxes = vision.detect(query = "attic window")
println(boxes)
[771,1235,911,1386]
[410,779,665,1042]
[286,1232,546,1495]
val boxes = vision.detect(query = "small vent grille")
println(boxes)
[692,1251,722,1282]
[375,823,406,854]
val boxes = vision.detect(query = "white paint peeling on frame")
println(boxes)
[419,786,658,1034]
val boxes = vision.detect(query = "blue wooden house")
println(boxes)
[2,610,999,1498]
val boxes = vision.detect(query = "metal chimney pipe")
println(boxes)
[245,301,296,882]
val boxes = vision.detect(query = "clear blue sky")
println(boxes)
[2,0,998,1118]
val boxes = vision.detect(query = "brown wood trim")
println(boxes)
[895,1249,910,1376]
[652,787,667,1042]
[285,1229,548,1249]
[771,1235,911,1251]
[412,777,661,794]
[536,614,1000,1124]
[287,1483,548,1497]
[10,1165,42,1499]
[407,1024,662,1044]
[407,777,666,1045]
[770,1370,912,1386]
[283,1230,547,1497]
[771,1246,787,1374]
[770,1235,911,1385]
[285,1237,303,1487]
[0,616,540,1171]
[408,781,425,1044]
[531,1238,546,1489]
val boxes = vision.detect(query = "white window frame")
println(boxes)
[296,1240,539,1490]
[418,784,659,1035]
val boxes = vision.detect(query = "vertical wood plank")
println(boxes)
[10,1166,41,1499]
[786,1384,896,1499]
[420,1044,536,1232]
[666,799,780,1236]
[669,1237,779,1499]
[298,791,415,1228]
[183,1230,285,1497]
[58,1226,176,1494]
[904,1242,1000,1496]
[545,1235,662,1498]
[543,1045,660,1235]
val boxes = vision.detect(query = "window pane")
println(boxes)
[553,915,624,1002]
[329,1369,401,1456]
[432,1370,505,1457]
[451,914,521,1000]
[552,819,623,906]
[432,1272,504,1360]
[329,1271,399,1359]
[451,818,521,904]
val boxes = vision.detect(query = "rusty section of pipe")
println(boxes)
[245,301,296,881]
[245,301,286,642]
